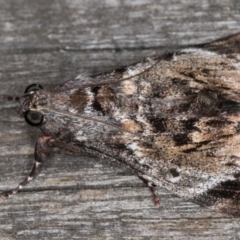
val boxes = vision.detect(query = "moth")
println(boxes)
[2,32,240,217]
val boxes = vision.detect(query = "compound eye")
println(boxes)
[24,84,43,94]
[24,110,44,126]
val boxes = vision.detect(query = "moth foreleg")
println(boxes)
[2,135,52,199]
[138,176,160,208]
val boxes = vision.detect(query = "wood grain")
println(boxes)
[0,0,240,239]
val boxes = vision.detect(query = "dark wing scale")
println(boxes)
[197,32,240,54]
[193,180,240,217]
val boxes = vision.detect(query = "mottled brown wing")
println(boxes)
[191,32,240,216]
[55,32,240,217]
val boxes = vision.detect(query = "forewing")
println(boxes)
[53,32,240,217]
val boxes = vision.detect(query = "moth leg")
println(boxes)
[138,176,160,208]
[2,136,52,199]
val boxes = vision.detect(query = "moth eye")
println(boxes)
[24,110,44,126]
[24,84,43,94]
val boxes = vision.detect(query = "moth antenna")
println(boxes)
[0,94,20,101]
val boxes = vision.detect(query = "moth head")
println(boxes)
[18,84,45,126]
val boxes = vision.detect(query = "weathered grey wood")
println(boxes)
[0,0,240,239]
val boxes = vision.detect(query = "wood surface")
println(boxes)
[0,0,240,239]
